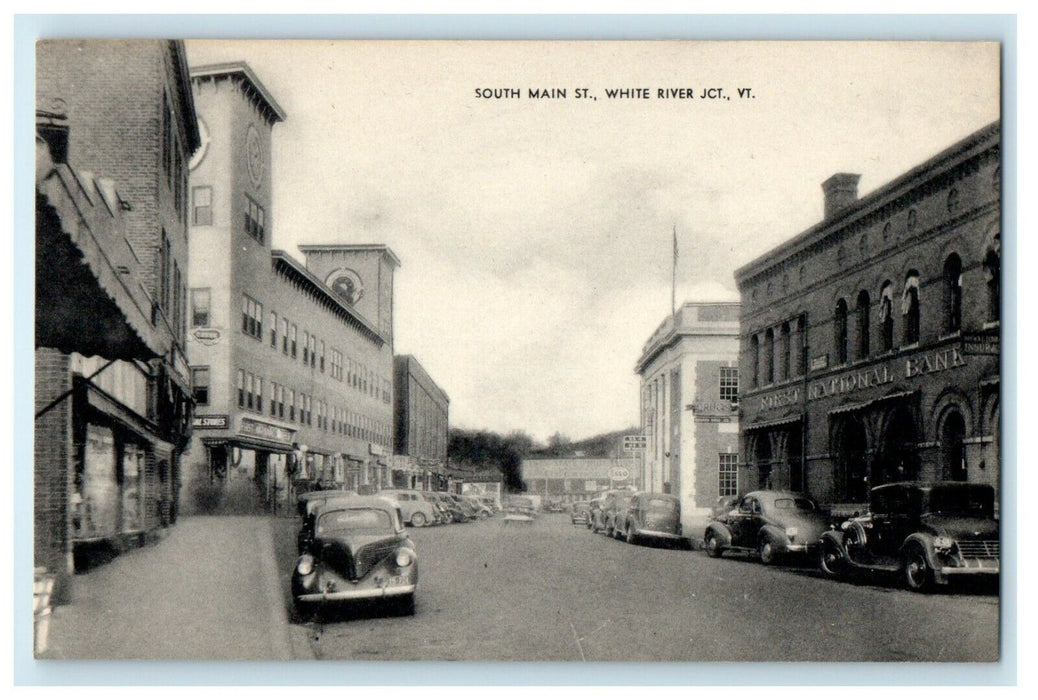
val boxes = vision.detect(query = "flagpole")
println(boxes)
[671,224,677,317]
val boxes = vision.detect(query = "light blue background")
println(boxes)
[13,13,1017,687]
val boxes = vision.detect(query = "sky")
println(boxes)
[184,40,1000,443]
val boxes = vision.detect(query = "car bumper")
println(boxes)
[296,583,416,603]
[635,528,685,541]
[782,543,820,555]
[934,559,999,584]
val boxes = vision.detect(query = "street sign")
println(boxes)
[622,435,647,452]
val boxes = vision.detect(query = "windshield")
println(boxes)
[316,508,394,535]
[646,497,678,512]
[925,486,994,517]
[773,497,817,511]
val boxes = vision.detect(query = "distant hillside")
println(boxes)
[528,427,640,459]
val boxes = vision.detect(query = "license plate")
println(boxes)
[386,575,408,586]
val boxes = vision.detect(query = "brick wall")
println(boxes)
[34,348,73,603]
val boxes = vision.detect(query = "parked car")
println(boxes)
[461,495,494,520]
[291,495,417,616]
[381,489,438,527]
[588,489,635,534]
[606,492,637,538]
[430,493,468,523]
[619,492,685,546]
[502,495,537,523]
[419,492,450,524]
[297,492,358,553]
[703,490,829,565]
[570,500,592,526]
[818,481,1000,592]
[447,494,481,521]
[296,489,357,519]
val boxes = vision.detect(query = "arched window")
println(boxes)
[943,254,963,333]
[879,282,894,352]
[764,328,775,384]
[902,272,920,346]
[834,299,849,365]
[750,335,760,388]
[985,235,1001,323]
[796,314,808,375]
[856,290,871,359]
[780,321,791,381]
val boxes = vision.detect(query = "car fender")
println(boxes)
[900,532,940,570]
[704,522,733,548]
[819,530,850,559]
[758,523,790,549]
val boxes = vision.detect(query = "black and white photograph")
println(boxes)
[26,33,1007,672]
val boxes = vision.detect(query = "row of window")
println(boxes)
[748,248,1001,388]
[190,366,391,447]
[188,289,392,405]
[156,228,187,345]
[189,186,267,248]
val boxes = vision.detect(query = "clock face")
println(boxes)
[188,117,210,171]
[245,123,264,187]
[326,268,364,305]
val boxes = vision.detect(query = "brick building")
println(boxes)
[35,40,200,599]
[635,302,741,533]
[735,122,1001,514]
[391,354,450,490]
[182,63,400,513]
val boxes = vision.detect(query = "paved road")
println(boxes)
[273,513,999,662]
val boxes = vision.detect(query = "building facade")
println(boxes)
[521,458,638,505]
[635,302,741,533]
[735,122,1001,515]
[35,40,200,599]
[183,63,399,513]
[392,354,450,490]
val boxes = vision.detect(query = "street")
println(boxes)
[272,512,1000,662]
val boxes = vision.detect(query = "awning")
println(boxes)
[35,132,171,361]
[744,414,803,432]
[829,390,918,416]
[80,378,171,452]
[199,436,294,454]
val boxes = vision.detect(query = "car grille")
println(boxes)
[957,540,999,559]
[355,540,398,579]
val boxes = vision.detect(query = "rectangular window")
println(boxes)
[281,318,289,355]
[246,373,254,410]
[291,325,297,358]
[269,382,278,416]
[241,295,262,340]
[191,367,210,405]
[319,340,325,372]
[719,453,739,497]
[269,312,278,347]
[192,186,213,226]
[191,288,211,327]
[309,335,317,368]
[278,385,285,419]
[255,377,263,413]
[306,395,312,425]
[302,331,310,364]
[237,369,245,408]
[719,367,739,403]
[244,195,266,244]
[288,389,295,421]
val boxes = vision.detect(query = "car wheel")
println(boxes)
[479,511,489,520]
[625,525,638,545]
[819,540,846,579]
[902,543,934,593]
[704,532,723,558]
[758,536,777,565]
[411,512,427,527]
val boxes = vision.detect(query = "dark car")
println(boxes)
[570,500,592,526]
[818,481,999,592]
[297,491,358,553]
[429,492,468,523]
[703,490,829,565]
[588,489,634,534]
[292,495,417,617]
[447,494,480,521]
[605,492,636,539]
[619,492,685,546]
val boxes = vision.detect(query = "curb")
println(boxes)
[260,518,314,660]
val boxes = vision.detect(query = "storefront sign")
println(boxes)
[239,417,293,444]
[192,328,221,346]
[609,467,631,481]
[808,347,965,401]
[370,443,387,456]
[622,435,647,451]
[759,387,801,411]
[810,355,829,371]
[192,414,228,429]
[689,400,737,415]
[962,334,999,356]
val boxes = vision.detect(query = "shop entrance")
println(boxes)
[755,437,772,490]
[941,410,967,481]
[835,418,868,502]
[875,404,919,486]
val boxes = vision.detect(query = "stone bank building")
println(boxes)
[635,301,741,532]
[183,63,399,513]
[735,122,1001,513]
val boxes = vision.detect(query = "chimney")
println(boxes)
[822,173,861,220]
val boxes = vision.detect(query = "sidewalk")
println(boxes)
[40,515,313,660]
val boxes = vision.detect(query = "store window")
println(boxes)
[719,453,739,497]
[191,366,210,405]
[190,288,211,327]
[121,443,145,533]
[192,186,213,226]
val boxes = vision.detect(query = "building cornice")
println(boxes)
[298,244,402,269]
[189,62,287,125]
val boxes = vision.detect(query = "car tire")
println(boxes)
[704,532,722,558]
[819,540,846,580]
[758,536,777,565]
[479,511,489,521]
[626,525,638,545]
[411,512,427,527]
[902,543,934,593]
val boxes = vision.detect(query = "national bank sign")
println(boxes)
[759,346,970,411]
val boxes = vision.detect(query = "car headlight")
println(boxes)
[395,548,415,568]
[296,554,315,576]
[933,536,954,551]
[785,526,798,539]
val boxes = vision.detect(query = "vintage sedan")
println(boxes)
[570,500,592,526]
[620,492,685,546]
[292,495,417,616]
[703,490,829,564]
[606,492,636,539]
[502,495,537,523]
[819,481,999,592]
